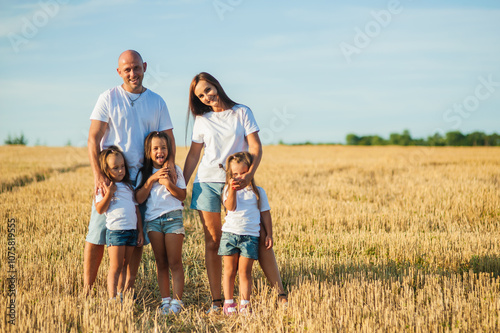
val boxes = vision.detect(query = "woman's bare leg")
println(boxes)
[198,210,222,307]
[258,227,287,303]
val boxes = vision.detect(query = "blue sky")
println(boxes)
[1,0,499,146]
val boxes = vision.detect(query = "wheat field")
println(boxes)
[1,145,499,332]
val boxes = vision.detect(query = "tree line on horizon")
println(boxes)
[345,130,500,146]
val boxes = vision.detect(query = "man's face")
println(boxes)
[117,52,147,93]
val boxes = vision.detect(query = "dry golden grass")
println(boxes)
[1,145,499,332]
[0,146,88,193]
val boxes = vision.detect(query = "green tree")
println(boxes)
[445,131,465,146]
[346,133,360,145]
[5,133,28,145]
[485,133,500,146]
[358,136,373,145]
[371,135,386,145]
[388,132,401,145]
[465,132,485,146]
[400,129,412,146]
[427,132,446,146]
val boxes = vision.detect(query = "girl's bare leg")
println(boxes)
[165,233,184,300]
[149,231,171,298]
[223,254,239,301]
[107,245,125,299]
[238,256,255,301]
[118,245,136,294]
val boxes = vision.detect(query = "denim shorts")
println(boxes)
[106,229,138,247]
[85,200,150,246]
[190,182,225,213]
[146,210,184,235]
[218,232,259,260]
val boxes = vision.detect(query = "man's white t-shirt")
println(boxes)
[95,183,138,230]
[191,104,259,183]
[136,165,187,222]
[222,186,270,237]
[90,86,173,181]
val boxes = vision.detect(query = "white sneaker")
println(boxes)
[159,300,171,315]
[169,299,183,315]
[206,304,221,315]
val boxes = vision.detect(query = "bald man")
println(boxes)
[84,50,176,295]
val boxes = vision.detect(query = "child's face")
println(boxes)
[230,161,249,180]
[151,137,168,168]
[107,154,126,182]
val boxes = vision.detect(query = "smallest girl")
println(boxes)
[135,131,187,315]
[218,151,273,315]
[95,145,144,301]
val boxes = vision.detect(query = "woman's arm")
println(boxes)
[234,132,262,190]
[260,210,273,250]
[183,142,204,184]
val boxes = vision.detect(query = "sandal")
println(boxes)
[206,299,222,315]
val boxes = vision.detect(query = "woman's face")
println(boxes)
[194,80,220,108]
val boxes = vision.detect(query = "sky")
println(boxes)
[1,0,499,146]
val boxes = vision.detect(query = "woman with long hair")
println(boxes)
[183,72,287,313]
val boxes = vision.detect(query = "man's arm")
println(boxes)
[162,129,177,183]
[88,120,108,195]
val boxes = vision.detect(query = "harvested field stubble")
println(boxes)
[1,145,499,332]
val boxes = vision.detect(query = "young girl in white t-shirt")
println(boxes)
[95,146,144,301]
[218,151,273,315]
[135,131,187,315]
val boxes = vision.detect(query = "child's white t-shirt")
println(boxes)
[95,182,138,230]
[191,104,259,183]
[222,186,270,237]
[136,165,186,222]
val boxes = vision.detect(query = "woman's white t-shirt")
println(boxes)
[136,165,186,222]
[95,182,137,230]
[222,186,270,237]
[191,104,259,183]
